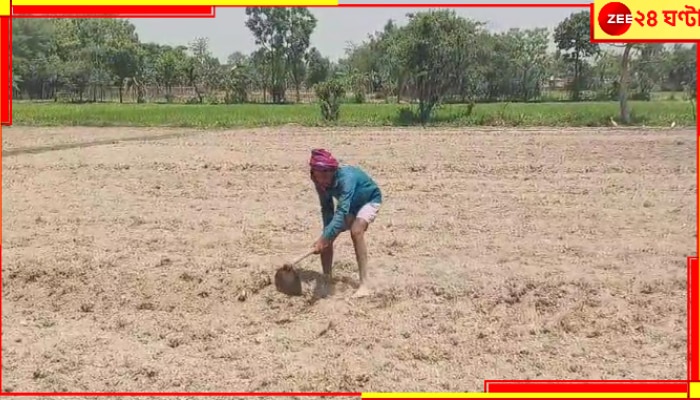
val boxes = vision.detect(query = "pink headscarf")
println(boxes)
[309,148,339,171]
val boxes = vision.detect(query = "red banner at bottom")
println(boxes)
[484,380,689,393]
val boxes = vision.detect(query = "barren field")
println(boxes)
[2,126,696,393]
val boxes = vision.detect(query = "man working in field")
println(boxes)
[309,149,382,298]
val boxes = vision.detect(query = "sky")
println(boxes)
[128,1,589,63]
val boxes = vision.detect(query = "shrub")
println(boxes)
[353,91,366,104]
[314,79,346,122]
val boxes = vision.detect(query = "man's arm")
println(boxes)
[322,174,356,241]
[318,188,335,228]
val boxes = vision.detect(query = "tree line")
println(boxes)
[11,9,697,123]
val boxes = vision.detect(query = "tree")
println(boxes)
[305,47,330,87]
[667,44,696,93]
[391,10,484,123]
[554,11,599,101]
[486,28,549,102]
[12,19,57,99]
[103,19,142,103]
[155,48,184,102]
[245,7,317,103]
[286,8,317,102]
[227,51,247,66]
[186,37,220,103]
[618,44,635,124]
[631,44,666,100]
[10,13,694,110]
[590,50,621,99]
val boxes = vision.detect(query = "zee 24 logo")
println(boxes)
[598,1,659,36]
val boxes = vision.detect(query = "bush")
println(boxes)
[314,79,346,122]
[353,91,366,104]
[394,106,418,125]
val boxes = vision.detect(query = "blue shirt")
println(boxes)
[316,165,382,240]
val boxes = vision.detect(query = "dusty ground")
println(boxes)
[1,126,695,393]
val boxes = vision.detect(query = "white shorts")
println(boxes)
[355,202,381,224]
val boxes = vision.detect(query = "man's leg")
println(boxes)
[320,244,333,279]
[350,218,370,297]
[320,218,352,281]
[350,203,380,298]
[316,243,335,298]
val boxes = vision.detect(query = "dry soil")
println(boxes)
[1,126,695,392]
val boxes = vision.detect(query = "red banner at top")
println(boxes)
[11,5,215,17]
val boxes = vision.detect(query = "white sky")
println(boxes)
[128,0,589,62]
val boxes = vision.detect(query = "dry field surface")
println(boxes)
[1,126,696,392]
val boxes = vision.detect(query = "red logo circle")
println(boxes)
[598,2,633,36]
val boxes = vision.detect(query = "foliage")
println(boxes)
[388,10,484,123]
[305,47,330,88]
[314,79,346,122]
[554,11,600,101]
[10,11,697,127]
[244,7,317,103]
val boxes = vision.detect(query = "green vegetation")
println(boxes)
[12,101,693,128]
[314,79,347,122]
[11,9,697,127]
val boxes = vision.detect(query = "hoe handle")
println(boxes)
[290,250,315,266]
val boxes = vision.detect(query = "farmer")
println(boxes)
[309,148,382,298]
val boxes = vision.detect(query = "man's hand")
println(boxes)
[312,237,330,254]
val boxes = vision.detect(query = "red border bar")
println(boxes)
[0,392,361,397]
[0,246,2,400]
[12,5,215,17]
[10,3,592,12]
[690,256,699,380]
[1,17,10,126]
[484,380,689,393]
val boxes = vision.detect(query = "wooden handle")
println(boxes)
[290,250,315,266]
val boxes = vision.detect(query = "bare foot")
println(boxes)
[351,284,371,298]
